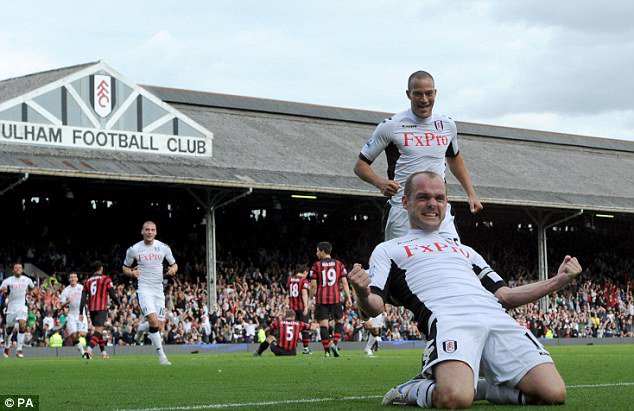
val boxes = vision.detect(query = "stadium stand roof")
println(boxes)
[1,62,633,214]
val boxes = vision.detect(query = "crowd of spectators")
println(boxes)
[0,216,632,349]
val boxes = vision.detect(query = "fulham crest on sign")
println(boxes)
[92,74,114,118]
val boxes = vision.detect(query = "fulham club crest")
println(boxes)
[92,74,114,118]
[442,340,457,353]
[434,120,443,131]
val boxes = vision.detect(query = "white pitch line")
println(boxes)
[116,382,634,411]
[116,395,383,411]
[567,382,634,388]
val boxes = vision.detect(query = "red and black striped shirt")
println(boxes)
[270,319,311,351]
[309,258,347,304]
[287,275,309,311]
[84,275,114,311]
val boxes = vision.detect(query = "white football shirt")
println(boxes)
[359,109,459,207]
[368,229,506,334]
[60,284,84,317]
[123,239,176,294]
[0,275,35,312]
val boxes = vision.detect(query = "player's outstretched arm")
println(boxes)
[495,256,582,309]
[348,264,384,318]
[446,153,483,214]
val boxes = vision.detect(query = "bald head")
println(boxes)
[407,70,434,91]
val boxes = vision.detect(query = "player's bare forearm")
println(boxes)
[354,159,400,197]
[341,278,353,306]
[122,266,137,278]
[166,264,178,276]
[495,256,582,309]
[108,287,120,307]
[301,289,309,311]
[447,154,483,213]
[357,293,384,318]
[348,264,383,317]
[309,280,317,300]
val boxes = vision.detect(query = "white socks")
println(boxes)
[5,329,14,348]
[149,331,166,359]
[17,333,25,351]
[406,379,436,408]
[475,379,526,405]
[366,334,376,351]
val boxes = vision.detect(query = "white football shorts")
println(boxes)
[369,314,385,328]
[421,312,553,388]
[138,291,166,321]
[66,314,88,334]
[6,306,28,325]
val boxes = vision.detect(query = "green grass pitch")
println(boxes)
[1,345,632,410]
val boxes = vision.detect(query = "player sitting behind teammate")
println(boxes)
[349,171,582,408]
[253,309,317,356]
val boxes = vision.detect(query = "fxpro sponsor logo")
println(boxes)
[0,120,211,157]
[402,241,471,259]
[402,132,448,147]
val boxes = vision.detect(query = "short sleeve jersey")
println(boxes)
[0,275,35,312]
[367,229,506,337]
[270,319,311,351]
[309,258,347,304]
[359,110,459,206]
[84,275,114,312]
[60,284,84,317]
[287,275,310,311]
[123,240,176,294]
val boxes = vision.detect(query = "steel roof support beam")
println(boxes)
[186,187,252,313]
[0,173,29,197]
[526,209,584,312]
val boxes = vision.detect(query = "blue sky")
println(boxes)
[2,1,634,140]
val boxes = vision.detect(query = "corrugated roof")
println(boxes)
[0,62,98,106]
[142,85,390,125]
[145,85,634,154]
[1,63,633,214]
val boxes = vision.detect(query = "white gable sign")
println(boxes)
[0,62,213,158]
